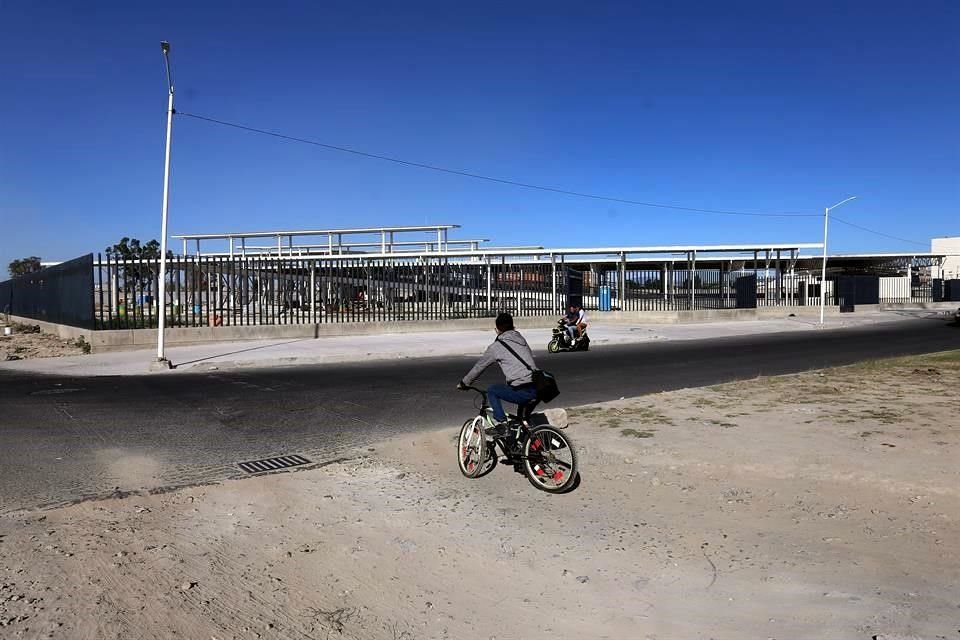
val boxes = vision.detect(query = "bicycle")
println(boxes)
[457,386,579,493]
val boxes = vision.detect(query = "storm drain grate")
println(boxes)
[238,454,312,474]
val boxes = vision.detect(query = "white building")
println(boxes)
[931,236,960,280]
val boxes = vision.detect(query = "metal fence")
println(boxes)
[585,268,933,311]
[0,253,935,331]
[0,254,94,329]
[93,254,567,329]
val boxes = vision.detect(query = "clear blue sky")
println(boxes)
[1,0,957,269]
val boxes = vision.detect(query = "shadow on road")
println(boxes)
[172,338,311,368]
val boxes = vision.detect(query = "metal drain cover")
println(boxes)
[238,454,311,474]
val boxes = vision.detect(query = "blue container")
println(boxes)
[598,286,612,311]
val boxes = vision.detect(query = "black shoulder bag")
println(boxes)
[496,337,561,403]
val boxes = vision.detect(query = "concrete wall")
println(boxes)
[15,304,938,353]
[932,237,960,280]
[5,315,94,341]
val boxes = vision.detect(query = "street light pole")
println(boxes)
[155,41,174,368]
[819,196,857,326]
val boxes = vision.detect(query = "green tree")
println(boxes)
[8,256,42,278]
[105,237,165,261]
[104,238,173,296]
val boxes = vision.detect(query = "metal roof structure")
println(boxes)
[172,224,460,241]
[172,224,463,257]
[162,222,944,276]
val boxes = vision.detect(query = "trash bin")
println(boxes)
[599,286,612,311]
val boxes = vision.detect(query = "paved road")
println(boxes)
[1,318,956,513]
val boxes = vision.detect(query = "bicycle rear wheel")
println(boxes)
[457,416,490,478]
[523,426,578,493]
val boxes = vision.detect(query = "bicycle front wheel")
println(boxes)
[523,426,578,493]
[457,416,490,479]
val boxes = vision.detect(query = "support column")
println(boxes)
[907,260,913,302]
[789,250,796,305]
[182,239,188,257]
[690,251,696,310]
[727,259,732,306]
[111,270,119,313]
[776,249,781,304]
[310,266,316,315]
[517,267,523,316]
[662,262,668,302]
[551,254,557,313]
[619,252,626,311]
[486,257,492,311]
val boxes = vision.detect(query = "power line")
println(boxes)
[831,216,928,248]
[176,110,819,219]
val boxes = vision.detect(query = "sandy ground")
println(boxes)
[1,352,958,639]
[0,323,87,361]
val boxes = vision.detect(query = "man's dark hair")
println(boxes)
[495,312,514,332]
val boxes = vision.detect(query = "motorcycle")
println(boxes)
[548,319,590,353]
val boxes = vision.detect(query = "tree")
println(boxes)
[8,256,42,278]
[105,237,165,261]
[104,238,173,298]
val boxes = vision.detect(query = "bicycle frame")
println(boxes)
[464,386,531,458]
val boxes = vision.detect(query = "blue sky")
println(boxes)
[1,0,957,270]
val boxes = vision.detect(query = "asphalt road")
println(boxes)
[1,318,957,513]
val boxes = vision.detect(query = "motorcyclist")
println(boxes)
[563,304,587,344]
[457,312,539,437]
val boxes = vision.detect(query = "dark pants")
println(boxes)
[487,384,538,422]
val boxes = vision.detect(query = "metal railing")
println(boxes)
[93,254,566,329]
[0,253,927,331]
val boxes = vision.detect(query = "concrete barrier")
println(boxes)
[5,315,94,341]
[5,305,876,353]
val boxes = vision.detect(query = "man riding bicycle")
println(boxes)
[457,312,538,437]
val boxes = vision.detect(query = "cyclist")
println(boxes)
[457,312,538,436]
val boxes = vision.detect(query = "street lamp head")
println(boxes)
[827,196,857,211]
[160,41,170,55]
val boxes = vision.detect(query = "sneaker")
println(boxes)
[484,420,511,439]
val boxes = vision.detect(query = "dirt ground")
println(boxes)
[1,351,958,639]
[0,323,88,361]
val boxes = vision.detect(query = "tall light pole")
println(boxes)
[819,196,857,326]
[155,41,174,368]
